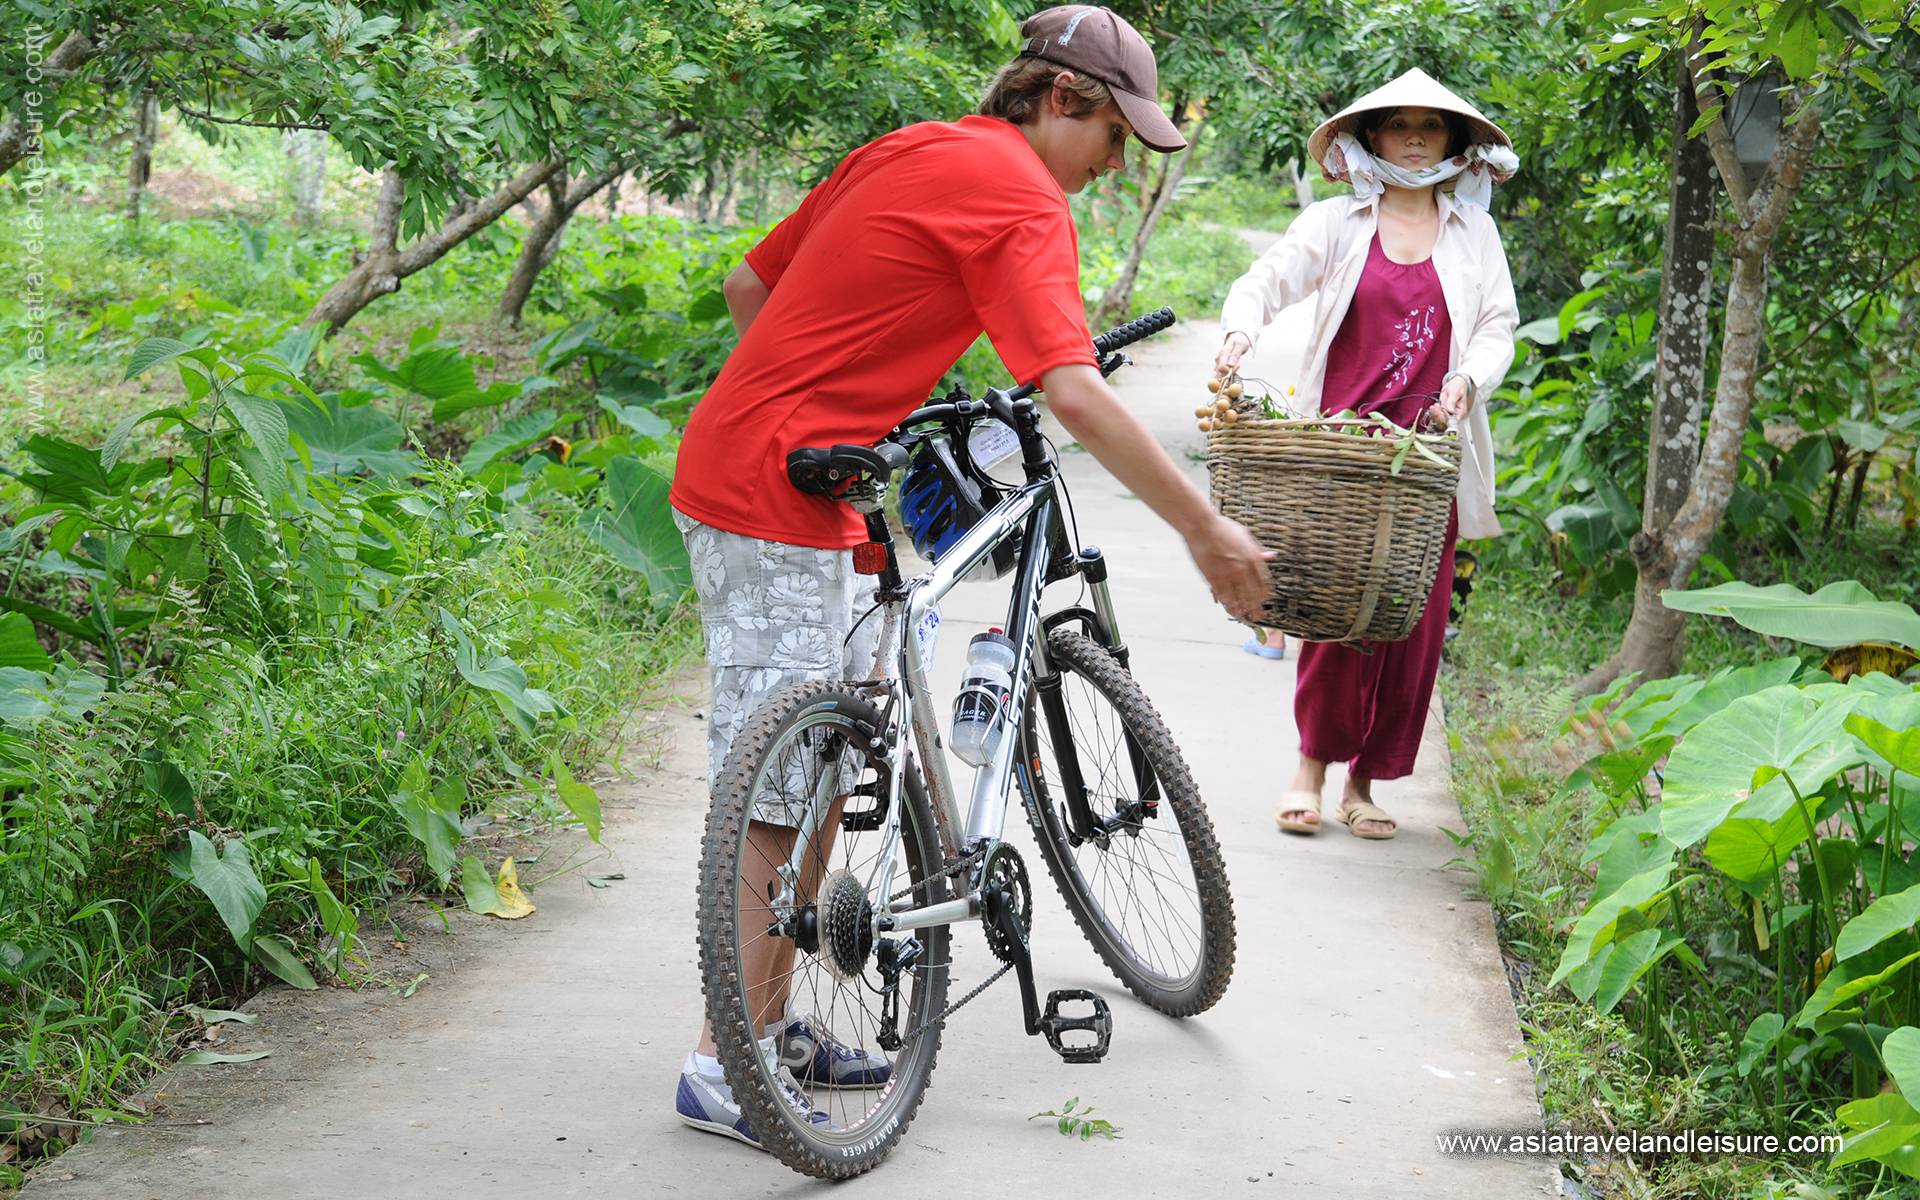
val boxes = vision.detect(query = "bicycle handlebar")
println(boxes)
[1092,306,1175,358]
[896,306,1179,431]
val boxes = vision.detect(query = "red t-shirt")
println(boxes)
[669,115,1096,549]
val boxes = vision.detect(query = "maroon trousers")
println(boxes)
[1294,503,1457,780]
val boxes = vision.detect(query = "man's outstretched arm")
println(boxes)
[1039,362,1273,621]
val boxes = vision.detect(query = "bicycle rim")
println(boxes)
[697,683,950,1178]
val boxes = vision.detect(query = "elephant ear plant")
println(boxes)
[1542,580,1920,1181]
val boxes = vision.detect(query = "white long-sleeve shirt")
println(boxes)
[1219,191,1518,539]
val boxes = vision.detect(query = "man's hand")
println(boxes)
[1185,514,1275,622]
[1214,332,1251,380]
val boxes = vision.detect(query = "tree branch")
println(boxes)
[0,31,97,176]
[562,162,626,212]
[394,159,562,274]
[1748,97,1822,245]
[368,170,405,256]
[163,92,330,132]
[1687,35,1755,221]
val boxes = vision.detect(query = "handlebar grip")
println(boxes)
[1092,306,1176,357]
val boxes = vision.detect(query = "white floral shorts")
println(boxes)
[674,510,883,824]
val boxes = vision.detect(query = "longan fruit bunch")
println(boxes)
[1195,374,1246,433]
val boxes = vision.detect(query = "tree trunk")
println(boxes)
[127,90,158,222]
[717,158,736,224]
[285,129,328,224]
[0,32,93,177]
[1095,121,1204,328]
[303,160,562,334]
[496,163,623,326]
[1583,75,1823,692]
[1288,157,1316,209]
[1580,54,1717,691]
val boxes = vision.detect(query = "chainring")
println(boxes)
[978,843,1033,965]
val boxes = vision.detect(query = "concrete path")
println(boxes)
[23,317,1555,1199]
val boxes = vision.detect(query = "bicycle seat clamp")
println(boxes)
[1040,989,1113,1063]
[786,442,909,501]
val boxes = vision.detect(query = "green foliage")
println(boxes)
[1527,583,1920,1184]
[1028,1096,1122,1142]
[0,333,696,1160]
[1663,582,1920,651]
[1490,281,1656,595]
[1442,551,1920,1194]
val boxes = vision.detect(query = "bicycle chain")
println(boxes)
[887,843,987,904]
[896,960,1011,1049]
[880,843,1009,1050]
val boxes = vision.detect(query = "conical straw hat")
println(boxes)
[1306,68,1511,167]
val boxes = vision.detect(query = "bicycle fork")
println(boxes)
[1033,547,1164,846]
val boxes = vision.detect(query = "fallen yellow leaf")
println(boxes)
[461,854,538,919]
[492,858,536,920]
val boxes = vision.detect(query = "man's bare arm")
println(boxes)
[722,262,772,336]
[1039,363,1272,620]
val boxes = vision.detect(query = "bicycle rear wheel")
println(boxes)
[696,681,950,1179]
[1019,629,1236,1015]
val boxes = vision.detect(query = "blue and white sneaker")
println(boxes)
[675,1049,831,1148]
[778,1014,894,1089]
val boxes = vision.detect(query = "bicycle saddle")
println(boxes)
[787,442,909,499]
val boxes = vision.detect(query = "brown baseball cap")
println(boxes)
[1016,5,1186,153]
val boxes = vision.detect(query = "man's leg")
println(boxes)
[701,801,846,1055]
[677,514,887,1138]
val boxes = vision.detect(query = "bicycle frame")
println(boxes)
[765,415,1128,936]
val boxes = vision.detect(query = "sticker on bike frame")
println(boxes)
[968,420,1021,474]
[914,604,943,666]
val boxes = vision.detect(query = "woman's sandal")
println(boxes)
[1337,798,1399,840]
[1275,790,1322,836]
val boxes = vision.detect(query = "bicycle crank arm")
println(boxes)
[982,882,1114,1063]
[982,880,1042,1035]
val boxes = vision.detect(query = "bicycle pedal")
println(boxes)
[1040,989,1112,1063]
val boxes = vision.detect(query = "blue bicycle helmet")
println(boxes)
[898,433,1018,578]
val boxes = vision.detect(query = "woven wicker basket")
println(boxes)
[1206,417,1462,643]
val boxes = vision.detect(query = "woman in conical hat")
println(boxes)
[1215,68,1520,841]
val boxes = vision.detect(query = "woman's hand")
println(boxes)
[1438,372,1474,422]
[1214,332,1252,379]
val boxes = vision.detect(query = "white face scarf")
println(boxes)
[1322,131,1520,210]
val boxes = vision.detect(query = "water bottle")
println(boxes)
[951,630,1016,767]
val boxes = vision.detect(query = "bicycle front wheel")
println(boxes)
[1019,629,1236,1015]
[696,681,950,1179]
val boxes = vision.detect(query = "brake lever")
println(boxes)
[1096,351,1131,378]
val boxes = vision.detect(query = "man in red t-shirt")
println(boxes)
[672,6,1272,1148]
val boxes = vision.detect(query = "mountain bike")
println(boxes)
[695,307,1236,1178]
